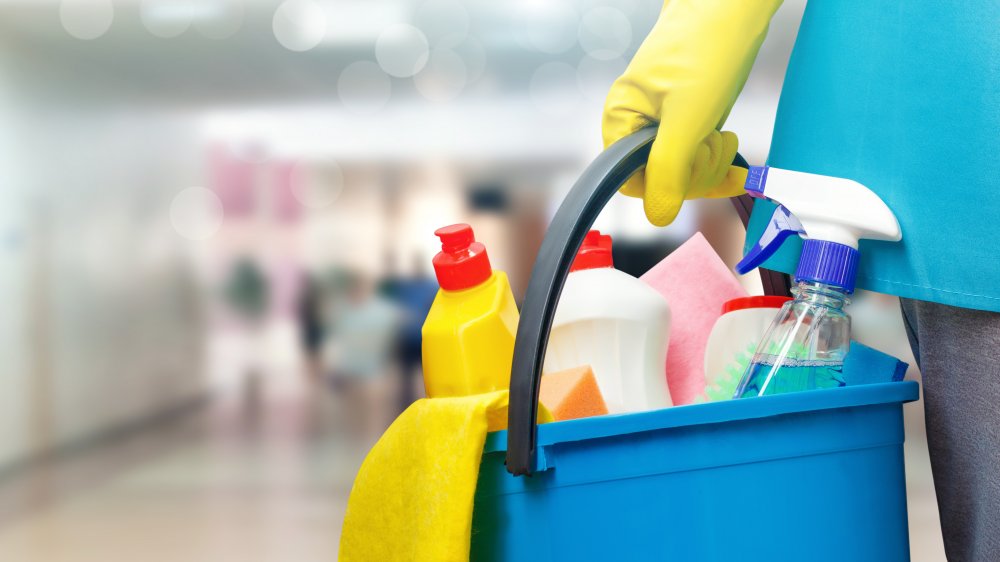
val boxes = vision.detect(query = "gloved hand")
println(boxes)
[603,0,783,226]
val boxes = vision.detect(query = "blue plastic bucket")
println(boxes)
[473,382,918,561]
[481,129,919,560]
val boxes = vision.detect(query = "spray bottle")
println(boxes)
[732,166,902,397]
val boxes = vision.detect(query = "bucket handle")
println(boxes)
[505,127,790,476]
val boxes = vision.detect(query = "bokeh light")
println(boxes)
[140,0,193,39]
[414,0,470,49]
[448,36,487,84]
[169,187,224,241]
[290,157,345,209]
[577,55,627,103]
[338,61,392,115]
[60,0,114,40]
[578,7,633,61]
[272,0,328,52]
[195,0,245,40]
[414,49,468,102]
[376,24,430,78]
[599,0,642,16]
[523,4,578,55]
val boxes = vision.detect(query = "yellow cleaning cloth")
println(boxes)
[339,390,551,561]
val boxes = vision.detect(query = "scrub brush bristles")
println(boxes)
[699,342,756,403]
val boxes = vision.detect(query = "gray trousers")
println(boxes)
[900,299,1000,561]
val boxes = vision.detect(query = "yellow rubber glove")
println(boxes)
[603,0,783,226]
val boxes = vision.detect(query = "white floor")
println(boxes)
[0,376,365,561]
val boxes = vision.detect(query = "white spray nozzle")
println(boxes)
[737,166,902,293]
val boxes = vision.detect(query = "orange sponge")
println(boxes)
[539,366,609,421]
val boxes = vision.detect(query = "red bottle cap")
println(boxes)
[432,224,493,291]
[570,230,614,272]
[721,295,792,314]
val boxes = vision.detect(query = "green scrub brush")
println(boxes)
[697,341,756,403]
[698,340,813,403]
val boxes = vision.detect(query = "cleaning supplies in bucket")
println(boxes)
[542,230,673,413]
[341,224,553,561]
[422,224,519,398]
[640,232,748,405]
[733,166,902,397]
[701,295,791,401]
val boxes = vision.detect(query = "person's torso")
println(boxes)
[748,1,1000,311]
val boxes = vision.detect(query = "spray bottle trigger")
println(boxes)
[735,205,805,275]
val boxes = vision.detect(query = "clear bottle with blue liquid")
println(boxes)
[731,165,902,398]
[735,281,849,397]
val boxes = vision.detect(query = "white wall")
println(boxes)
[0,42,209,465]
[0,47,35,466]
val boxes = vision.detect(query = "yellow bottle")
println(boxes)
[422,224,518,397]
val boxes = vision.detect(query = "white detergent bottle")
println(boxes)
[543,230,673,413]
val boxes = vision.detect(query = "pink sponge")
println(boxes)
[640,232,748,405]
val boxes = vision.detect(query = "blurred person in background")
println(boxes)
[222,256,271,406]
[604,2,1000,559]
[297,273,327,382]
[325,271,401,440]
[380,255,438,415]
[222,257,271,325]
[221,256,272,403]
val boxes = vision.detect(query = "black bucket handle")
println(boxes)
[505,127,790,476]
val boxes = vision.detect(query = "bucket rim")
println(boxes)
[485,381,918,454]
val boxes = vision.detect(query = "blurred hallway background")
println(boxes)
[0,0,945,560]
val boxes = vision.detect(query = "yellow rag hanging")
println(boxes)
[339,390,551,561]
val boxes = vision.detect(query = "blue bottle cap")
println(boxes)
[794,239,859,293]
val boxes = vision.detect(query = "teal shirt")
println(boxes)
[746,1,1000,312]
